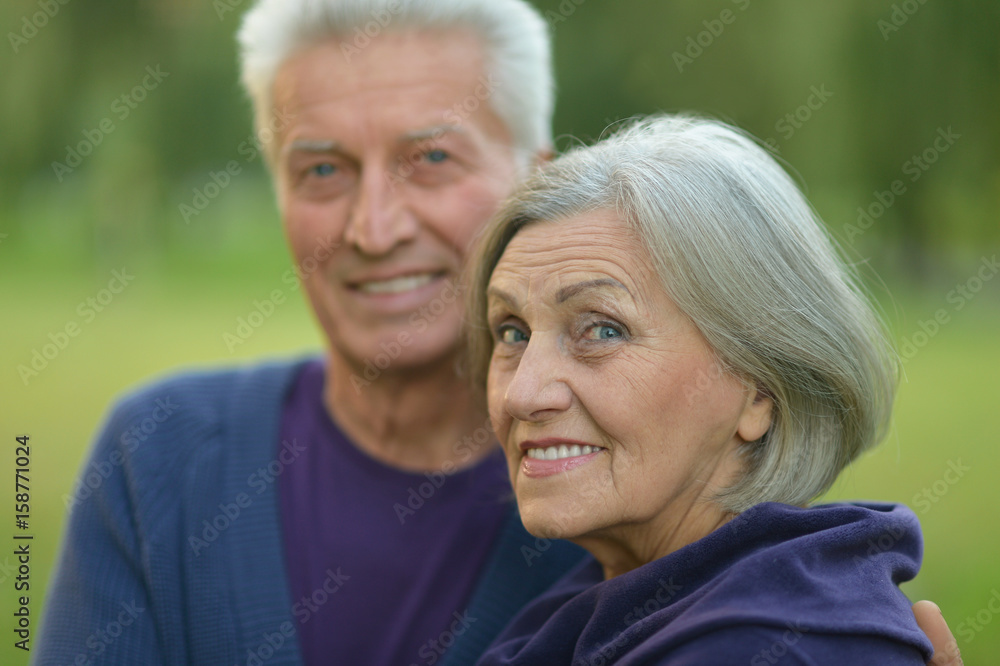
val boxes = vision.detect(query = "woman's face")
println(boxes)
[486,210,772,570]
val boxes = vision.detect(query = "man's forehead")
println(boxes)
[275,28,487,97]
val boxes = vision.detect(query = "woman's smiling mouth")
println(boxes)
[519,438,606,477]
[525,444,602,460]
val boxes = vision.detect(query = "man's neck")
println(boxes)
[323,350,495,472]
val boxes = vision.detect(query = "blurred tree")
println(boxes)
[1,0,997,274]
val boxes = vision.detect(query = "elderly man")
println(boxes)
[36,2,581,664]
[37,1,959,665]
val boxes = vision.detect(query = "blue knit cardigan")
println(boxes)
[34,358,584,665]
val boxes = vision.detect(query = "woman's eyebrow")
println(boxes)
[486,285,519,310]
[555,278,631,304]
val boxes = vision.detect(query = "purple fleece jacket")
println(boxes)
[479,502,933,665]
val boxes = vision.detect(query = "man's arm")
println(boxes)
[913,600,964,666]
[35,399,168,665]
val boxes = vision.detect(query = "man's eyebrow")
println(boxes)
[401,124,465,143]
[556,278,631,304]
[284,139,341,156]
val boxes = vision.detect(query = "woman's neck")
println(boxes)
[577,501,737,580]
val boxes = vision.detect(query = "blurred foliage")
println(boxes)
[1,0,997,281]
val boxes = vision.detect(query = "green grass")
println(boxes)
[2,261,998,664]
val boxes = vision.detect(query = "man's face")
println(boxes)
[272,29,520,373]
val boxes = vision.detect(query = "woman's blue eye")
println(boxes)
[498,325,528,344]
[311,163,336,177]
[587,324,623,340]
[423,149,449,163]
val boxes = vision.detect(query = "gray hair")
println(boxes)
[237,0,553,164]
[466,114,898,513]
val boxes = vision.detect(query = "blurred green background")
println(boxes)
[2,0,998,663]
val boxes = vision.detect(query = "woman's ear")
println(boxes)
[737,385,773,443]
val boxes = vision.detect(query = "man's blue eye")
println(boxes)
[498,325,528,344]
[423,149,449,163]
[311,163,336,177]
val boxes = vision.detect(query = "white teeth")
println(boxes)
[526,445,601,460]
[357,273,437,294]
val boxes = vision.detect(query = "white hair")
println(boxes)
[237,0,553,164]
[467,114,899,514]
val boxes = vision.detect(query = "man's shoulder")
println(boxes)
[117,356,309,408]
[108,356,311,431]
[94,356,315,485]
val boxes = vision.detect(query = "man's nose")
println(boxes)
[344,168,418,256]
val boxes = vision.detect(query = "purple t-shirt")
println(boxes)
[278,360,512,665]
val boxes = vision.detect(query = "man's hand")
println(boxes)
[913,600,963,665]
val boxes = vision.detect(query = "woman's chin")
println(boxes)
[523,522,566,540]
[519,504,589,541]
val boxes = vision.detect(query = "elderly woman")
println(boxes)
[466,115,935,663]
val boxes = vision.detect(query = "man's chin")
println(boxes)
[328,336,462,383]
